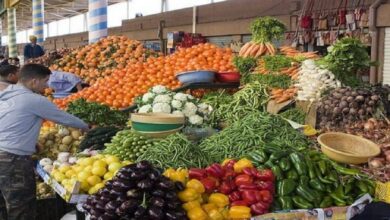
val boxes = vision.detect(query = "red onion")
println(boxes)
[364,121,375,131]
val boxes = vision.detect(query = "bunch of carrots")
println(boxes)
[279,46,319,60]
[270,87,298,104]
[238,41,276,57]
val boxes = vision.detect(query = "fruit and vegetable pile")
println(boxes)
[31,15,390,219]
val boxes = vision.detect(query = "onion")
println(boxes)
[368,118,379,127]
[369,158,384,168]
[384,151,390,156]
[364,121,374,131]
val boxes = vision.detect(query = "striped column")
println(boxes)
[32,0,44,43]
[88,0,107,44]
[7,8,17,58]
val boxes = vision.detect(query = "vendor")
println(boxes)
[0,64,88,219]
[0,65,19,91]
[23,35,45,60]
[48,70,87,94]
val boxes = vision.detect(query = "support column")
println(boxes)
[88,0,108,44]
[32,0,44,43]
[7,8,17,58]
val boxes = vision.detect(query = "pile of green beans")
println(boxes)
[279,108,306,124]
[199,111,309,163]
[136,133,207,168]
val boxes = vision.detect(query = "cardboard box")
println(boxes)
[296,100,317,128]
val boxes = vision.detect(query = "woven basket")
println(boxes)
[317,132,380,164]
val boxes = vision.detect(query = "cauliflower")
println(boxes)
[182,102,198,117]
[153,94,172,104]
[142,93,155,103]
[171,100,183,109]
[173,93,188,102]
[186,94,195,100]
[139,104,152,113]
[152,103,171,113]
[172,110,184,116]
[189,115,204,125]
[152,85,167,94]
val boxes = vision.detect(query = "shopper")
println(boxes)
[0,65,19,91]
[0,56,8,66]
[0,64,89,220]
[8,57,20,67]
[23,35,45,60]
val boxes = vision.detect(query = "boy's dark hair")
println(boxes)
[13,57,19,62]
[19,64,51,81]
[0,55,4,59]
[0,65,18,78]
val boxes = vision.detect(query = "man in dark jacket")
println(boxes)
[23,35,44,60]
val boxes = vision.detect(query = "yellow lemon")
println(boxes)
[105,155,119,164]
[65,170,76,178]
[77,171,91,182]
[73,165,84,173]
[108,162,122,173]
[88,186,98,195]
[87,175,101,186]
[103,172,114,180]
[94,183,105,191]
[92,166,107,177]
[58,165,71,174]
[80,180,90,192]
[92,154,105,160]
[61,179,70,186]
[53,172,66,182]
[122,160,132,165]
[93,160,107,168]
[84,165,93,173]
[81,158,94,166]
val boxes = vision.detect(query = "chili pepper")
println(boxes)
[330,161,360,176]
[235,174,253,186]
[207,209,224,220]
[290,153,307,175]
[319,196,333,208]
[229,191,241,202]
[327,170,339,182]
[278,196,293,210]
[317,161,327,175]
[182,200,201,212]
[209,193,229,208]
[255,180,274,192]
[316,168,333,184]
[256,169,274,182]
[202,203,218,213]
[189,168,207,180]
[356,181,369,193]
[238,183,258,191]
[231,200,249,206]
[299,176,310,186]
[277,179,296,196]
[178,188,200,202]
[241,190,259,205]
[286,170,298,180]
[271,165,283,181]
[206,163,225,179]
[187,206,208,220]
[344,182,353,194]
[309,178,326,192]
[279,157,291,171]
[228,206,251,219]
[330,191,347,204]
[200,177,219,193]
[222,159,236,171]
[292,196,312,209]
[250,201,267,215]
[260,190,272,203]
[305,156,316,179]
[233,158,253,173]
[187,179,205,194]
[296,185,316,202]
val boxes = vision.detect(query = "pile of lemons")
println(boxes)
[51,154,131,195]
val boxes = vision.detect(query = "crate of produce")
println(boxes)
[375,181,390,203]
[36,163,88,204]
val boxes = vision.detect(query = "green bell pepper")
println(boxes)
[279,157,291,171]
[296,185,316,202]
[278,196,293,210]
[286,170,299,180]
[277,179,296,196]
[319,196,333,208]
[290,153,307,175]
[271,165,284,181]
[292,196,312,209]
[309,178,326,192]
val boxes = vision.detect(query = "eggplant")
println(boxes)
[95,201,107,212]
[116,170,132,181]
[116,195,128,203]
[164,191,177,200]
[136,160,152,170]
[90,208,104,217]
[100,195,111,203]
[148,206,164,219]
[137,179,154,190]
[166,199,181,210]
[110,189,123,197]
[151,190,165,198]
[113,181,131,192]
[105,180,114,189]
[149,197,165,208]
[90,215,98,220]
[134,206,147,218]
[115,207,127,217]
[82,203,92,212]
[98,213,117,220]
[148,169,162,180]
[99,188,111,197]
[165,210,187,220]
[127,189,142,199]
[157,180,174,190]
[174,182,185,191]
[120,199,138,212]
[130,171,146,180]
[105,201,120,213]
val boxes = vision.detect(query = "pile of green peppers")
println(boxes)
[247,147,375,210]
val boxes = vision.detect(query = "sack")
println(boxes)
[359,11,369,27]
[328,12,337,27]
[300,0,314,29]
[318,14,328,30]
[337,0,348,25]
[301,15,313,29]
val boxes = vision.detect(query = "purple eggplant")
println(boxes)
[164,191,177,200]
[99,188,111,197]
[126,189,142,199]
[104,201,120,213]
[149,197,165,208]
[174,182,185,191]
[157,179,174,190]
[134,206,146,218]
[166,200,181,210]
[109,189,123,197]
[137,179,153,190]
[98,212,117,220]
[90,208,104,217]
[116,195,128,203]
[165,210,187,220]
[151,189,165,198]
[148,206,164,219]
[148,169,162,180]
[119,199,138,212]
[136,160,152,170]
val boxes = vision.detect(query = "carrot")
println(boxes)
[243,43,256,57]
[239,42,252,56]
[276,96,291,103]
[254,43,266,57]
[249,44,260,57]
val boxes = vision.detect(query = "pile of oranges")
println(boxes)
[54,43,236,109]
[50,36,160,85]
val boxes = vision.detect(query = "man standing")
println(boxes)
[0,65,18,91]
[23,35,44,60]
[0,64,89,219]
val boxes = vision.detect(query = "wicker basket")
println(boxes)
[375,181,390,203]
[317,132,380,164]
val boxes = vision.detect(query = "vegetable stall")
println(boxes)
[33,16,390,220]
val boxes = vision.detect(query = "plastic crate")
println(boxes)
[375,181,390,203]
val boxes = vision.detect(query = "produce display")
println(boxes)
[295,59,340,102]
[79,126,121,151]
[54,43,235,109]
[317,86,383,128]
[136,85,213,127]
[279,46,320,60]
[27,48,73,66]
[82,161,187,220]
[66,98,128,127]
[247,148,374,209]
[51,36,159,84]
[104,130,154,161]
